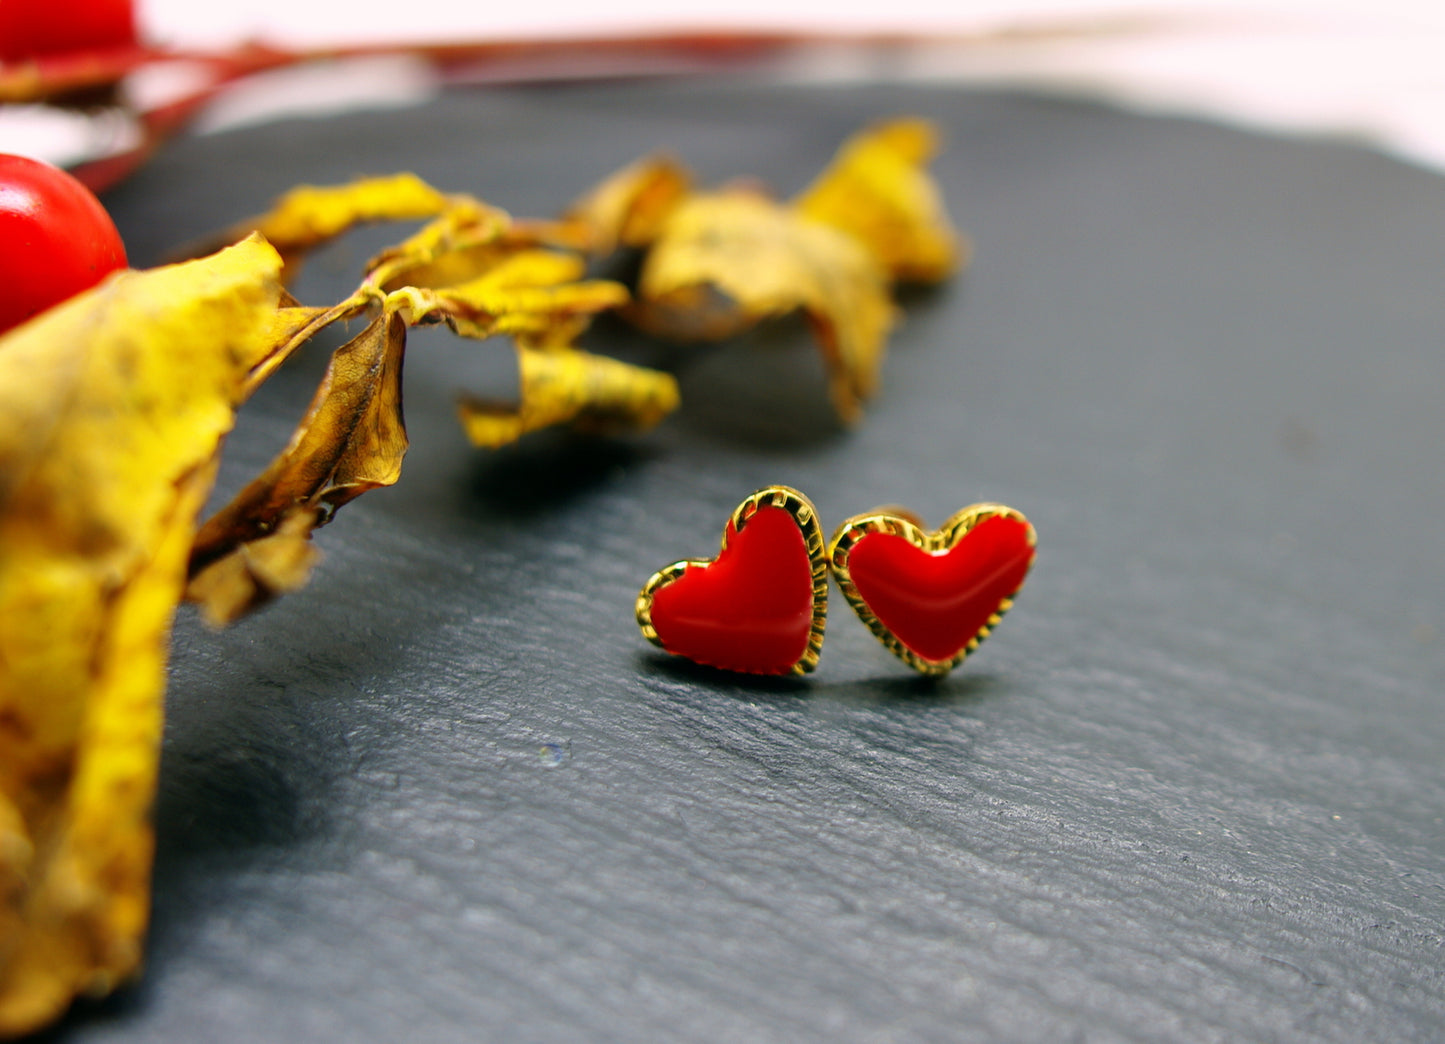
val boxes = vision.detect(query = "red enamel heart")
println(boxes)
[636,486,827,675]
[830,504,1035,675]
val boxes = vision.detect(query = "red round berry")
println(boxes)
[0,154,129,335]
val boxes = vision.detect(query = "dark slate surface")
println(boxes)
[47,82,1445,1041]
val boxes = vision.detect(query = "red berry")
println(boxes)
[0,154,128,335]
[0,0,137,62]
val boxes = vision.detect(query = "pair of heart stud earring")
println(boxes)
[635,485,1036,677]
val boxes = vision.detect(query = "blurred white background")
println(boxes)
[138,0,1445,170]
[10,0,1445,176]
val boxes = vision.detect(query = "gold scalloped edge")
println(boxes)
[828,502,1036,677]
[636,485,828,675]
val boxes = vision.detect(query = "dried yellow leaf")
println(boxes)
[632,190,894,423]
[560,155,692,255]
[211,174,456,283]
[794,117,964,283]
[390,249,629,347]
[363,198,514,292]
[0,236,285,1038]
[458,345,679,448]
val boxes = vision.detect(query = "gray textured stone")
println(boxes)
[49,83,1445,1042]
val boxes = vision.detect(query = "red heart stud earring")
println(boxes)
[636,486,828,675]
[828,503,1036,676]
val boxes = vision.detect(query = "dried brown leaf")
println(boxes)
[246,295,364,394]
[185,506,322,627]
[187,308,409,595]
